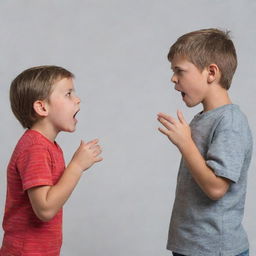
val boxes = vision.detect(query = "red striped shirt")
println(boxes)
[0,129,65,255]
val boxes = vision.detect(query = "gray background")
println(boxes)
[0,1,255,255]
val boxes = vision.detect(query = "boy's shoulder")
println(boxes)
[214,104,249,132]
[192,104,252,147]
[194,104,249,131]
[13,129,58,158]
[209,104,253,150]
[16,129,48,149]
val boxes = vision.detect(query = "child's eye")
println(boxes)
[66,92,71,97]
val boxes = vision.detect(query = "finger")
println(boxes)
[157,112,176,124]
[93,150,102,158]
[90,144,101,150]
[177,110,187,124]
[92,146,102,154]
[79,140,86,148]
[95,156,103,162]
[86,139,99,146]
[158,127,170,136]
[158,117,173,130]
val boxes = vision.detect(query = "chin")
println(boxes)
[63,126,76,133]
[185,101,200,108]
[69,127,76,133]
[185,102,195,108]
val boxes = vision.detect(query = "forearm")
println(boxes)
[28,139,102,222]
[28,163,82,221]
[46,163,82,210]
[179,139,229,200]
[157,111,230,200]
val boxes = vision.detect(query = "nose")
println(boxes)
[75,95,81,104]
[171,73,178,84]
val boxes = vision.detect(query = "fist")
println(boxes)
[71,139,103,172]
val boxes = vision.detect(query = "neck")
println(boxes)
[202,85,232,112]
[31,121,59,142]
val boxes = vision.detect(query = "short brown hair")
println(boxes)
[10,65,74,129]
[167,28,237,89]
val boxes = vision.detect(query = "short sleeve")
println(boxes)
[17,144,54,191]
[206,127,245,183]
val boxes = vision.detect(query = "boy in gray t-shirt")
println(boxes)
[157,29,252,256]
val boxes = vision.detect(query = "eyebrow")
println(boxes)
[67,88,75,92]
[171,66,181,71]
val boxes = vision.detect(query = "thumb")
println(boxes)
[80,140,86,146]
[85,138,99,146]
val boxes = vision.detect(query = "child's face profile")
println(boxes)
[170,55,209,108]
[46,77,81,134]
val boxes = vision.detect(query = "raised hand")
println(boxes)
[69,139,103,173]
[157,110,192,150]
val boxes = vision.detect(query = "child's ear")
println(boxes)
[207,64,220,84]
[33,100,48,117]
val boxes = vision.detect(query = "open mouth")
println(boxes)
[181,92,186,97]
[73,110,80,120]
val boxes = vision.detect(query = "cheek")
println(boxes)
[52,104,64,115]
[49,101,66,116]
[55,99,68,109]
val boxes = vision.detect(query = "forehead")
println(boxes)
[171,55,193,70]
[51,77,74,92]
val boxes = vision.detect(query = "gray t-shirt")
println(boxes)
[167,104,253,256]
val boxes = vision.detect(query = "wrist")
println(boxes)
[67,161,84,176]
[177,137,195,153]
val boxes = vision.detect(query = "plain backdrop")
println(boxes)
[0,1,255,255]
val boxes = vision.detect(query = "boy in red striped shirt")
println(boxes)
[0,66,103,255]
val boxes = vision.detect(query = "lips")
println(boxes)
[73,109,80,121]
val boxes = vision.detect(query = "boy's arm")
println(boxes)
[157,111,230,201]
[27,139,102,222]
